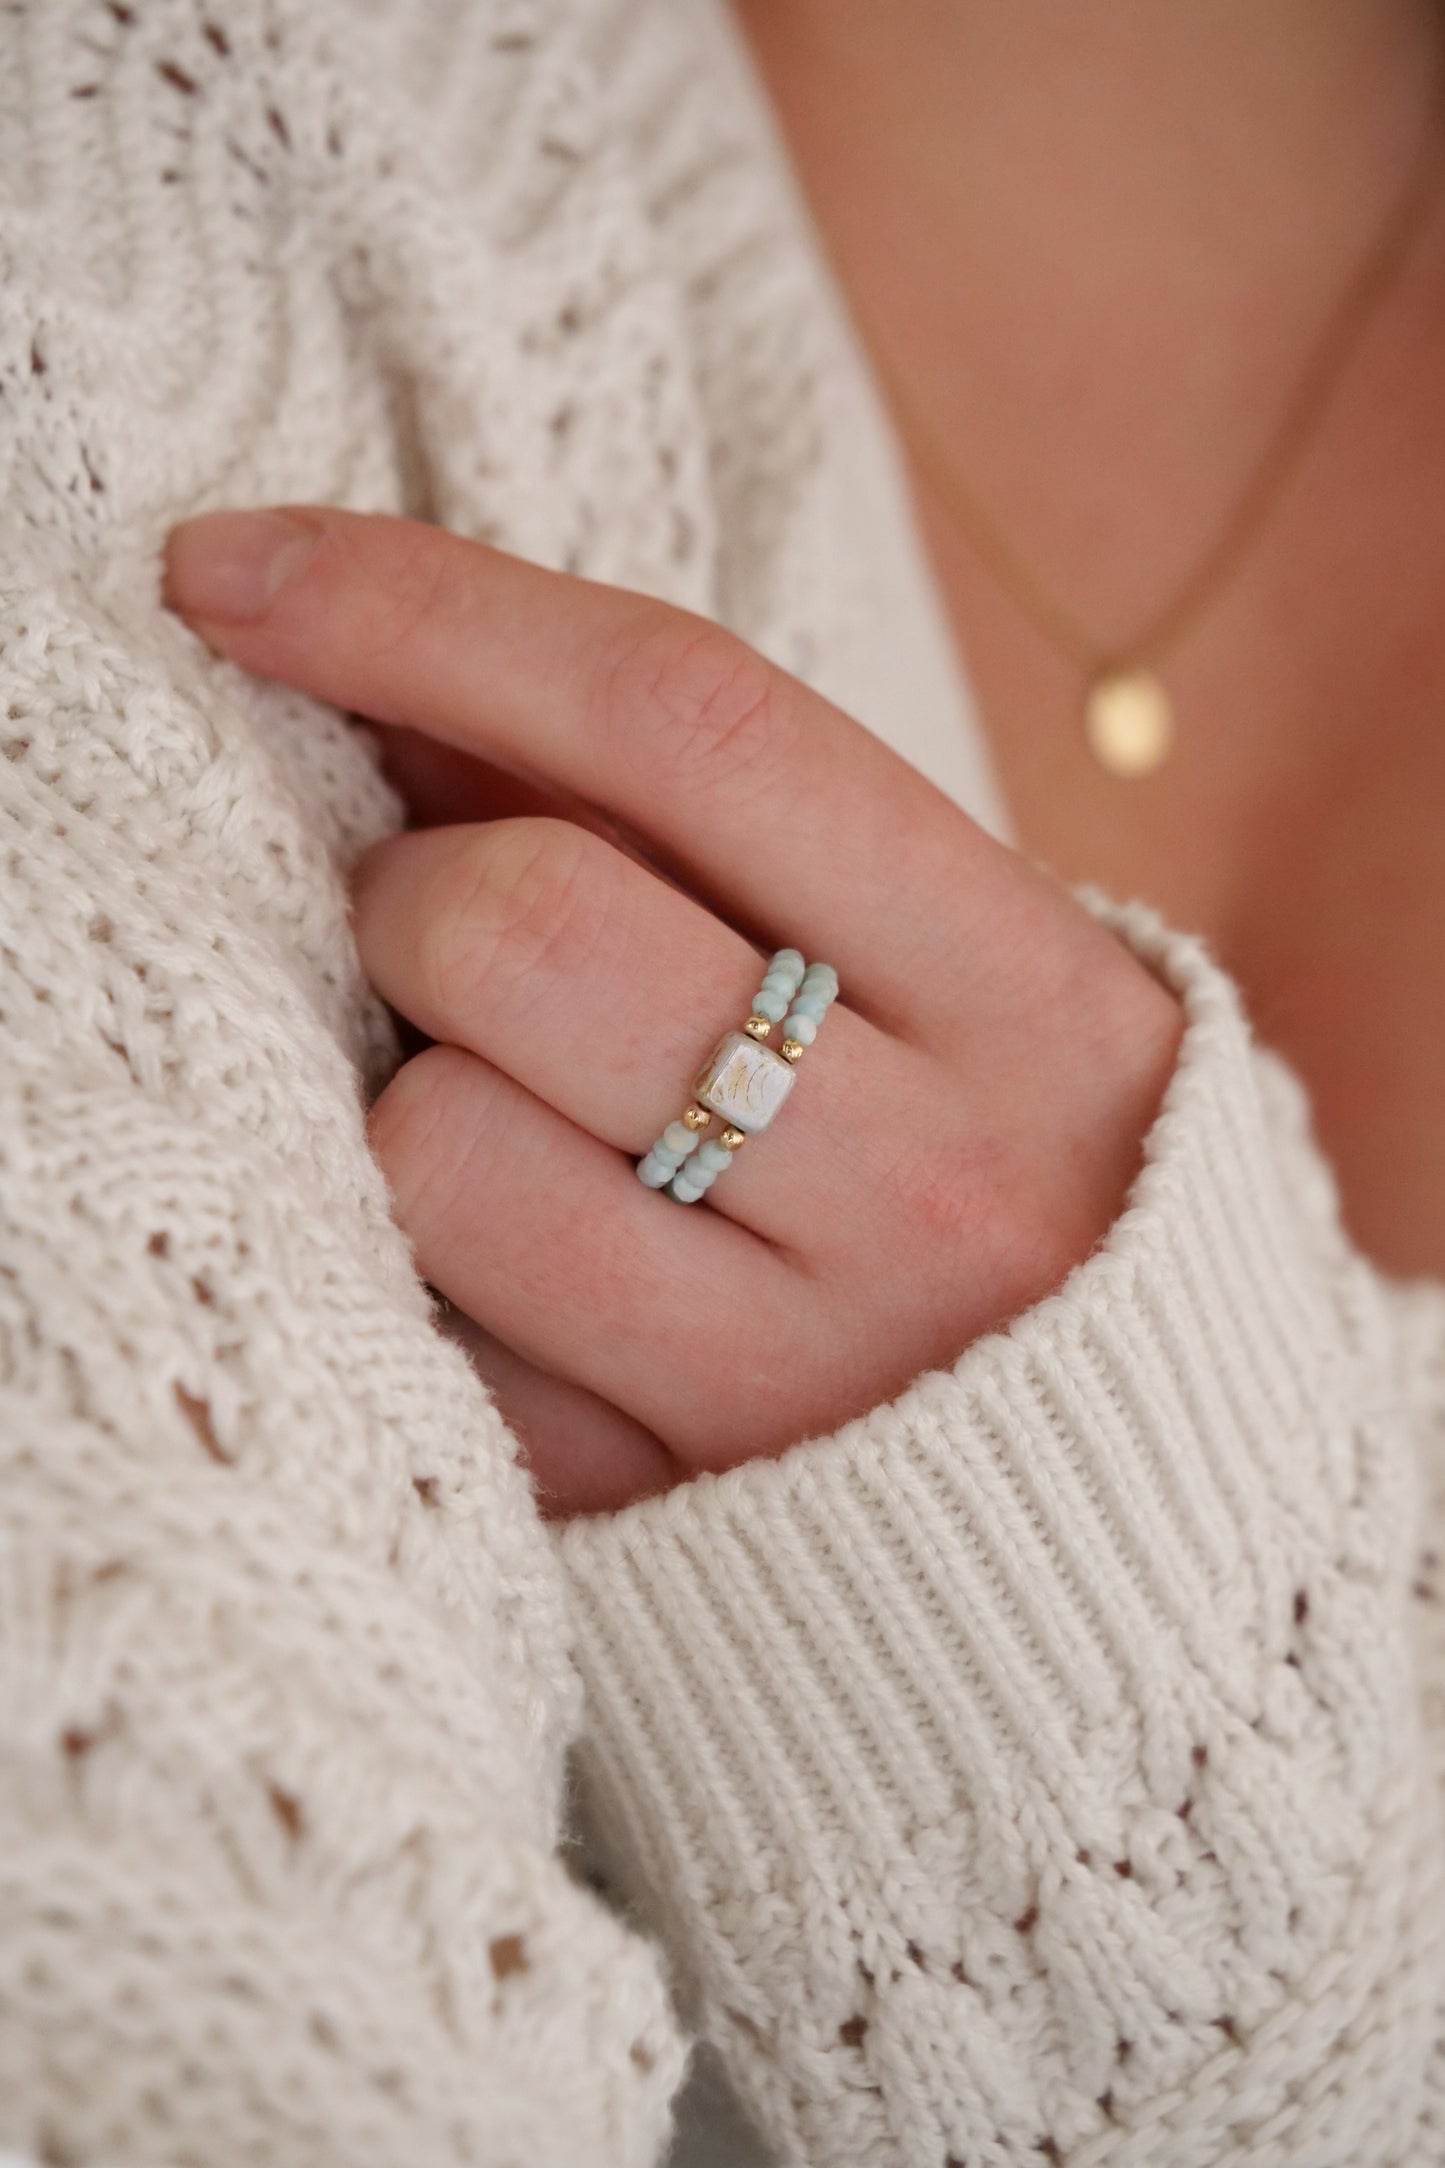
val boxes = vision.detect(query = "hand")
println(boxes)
[164,509,1184,1515]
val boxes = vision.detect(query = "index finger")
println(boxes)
[163,506,1001,1026]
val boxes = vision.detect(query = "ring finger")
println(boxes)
[352,814,934,1249]
[371,1044,845,1466]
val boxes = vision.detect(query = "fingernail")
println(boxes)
[164,508,322,624]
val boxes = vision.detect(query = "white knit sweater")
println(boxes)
[1,2,1441,2164]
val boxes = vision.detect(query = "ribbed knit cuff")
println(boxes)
[556,900,1423,2165]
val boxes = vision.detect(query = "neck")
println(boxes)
[731,0,1445,623]
[734,2,1440,237]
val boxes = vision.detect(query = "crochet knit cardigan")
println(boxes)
[2,2,1442,2164]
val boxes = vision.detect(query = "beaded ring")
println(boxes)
[636,949,840,1203]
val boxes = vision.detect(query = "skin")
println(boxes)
[162,1,1445,1501]
[162,506,1183,1514]
[733,0,1445,1278]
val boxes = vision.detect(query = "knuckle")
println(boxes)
[871,1113,1092,1323]
[598,609,788,795]
[871,1120,992,1257]
[418,817,607,1023]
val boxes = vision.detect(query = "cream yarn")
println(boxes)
[1,2,1442,2163]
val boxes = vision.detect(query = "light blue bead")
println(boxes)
[670,1175,707,1203]
[637,1153,675,1188]
[662,1120,701,1156]
[801,961,838,986]
[694,1139,733,1172]
[760,956,803,995]
[769,948,804,976]
[791,998,831,1027]
[782,1012,817,1045]
[754,989,789,1022]
[759,974,797,1001]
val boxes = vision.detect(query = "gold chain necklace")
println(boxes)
[867,74,1445,779]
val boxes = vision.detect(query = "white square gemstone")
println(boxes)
[694,1030,797,1133]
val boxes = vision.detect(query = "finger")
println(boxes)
[370,1043,821,1467]
[164,507,1016,1034]
[352,815,925,1246]
[440,1309,678,1518]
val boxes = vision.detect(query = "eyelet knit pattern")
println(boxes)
[1,2,1444,2165]
[0,0,765,2156]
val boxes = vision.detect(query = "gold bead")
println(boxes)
[1083,667,1174,778]
[720,1126,746,1152]
[682,1104,712,1132]
[744,1015,773,1041]
[779,1038,804,1063]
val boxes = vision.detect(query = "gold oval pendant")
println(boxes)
[1084,667,1174,778]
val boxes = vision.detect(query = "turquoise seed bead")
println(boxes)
[694,1139,733,1173]
[670,1175,707,1203]
[758,952,803,999]
[754,989,789,1022]
[662,1119,702,1156]
[637,1153,675,1187]
[781,1011,817,1045]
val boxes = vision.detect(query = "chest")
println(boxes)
[913,472,1445,1280]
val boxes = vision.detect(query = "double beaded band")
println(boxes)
[637,950,839,1203]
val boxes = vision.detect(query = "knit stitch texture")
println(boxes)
[0,2,1442,2165]
[563,898,1445,2166]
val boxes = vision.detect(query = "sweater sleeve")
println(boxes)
[0,563,688,2165]
[0,492,690,2168]
[0,9,686,2162]
[557,898,1445,2168]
